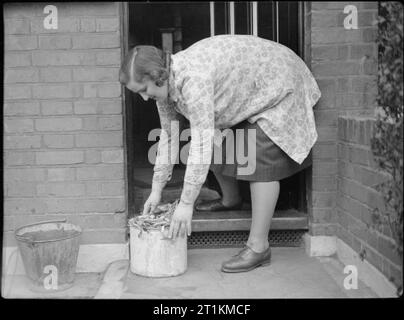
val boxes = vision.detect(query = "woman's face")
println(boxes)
[126,77,168,103]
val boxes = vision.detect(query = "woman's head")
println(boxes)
[119,45,169,102]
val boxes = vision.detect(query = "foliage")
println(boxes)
[370,1,403,266]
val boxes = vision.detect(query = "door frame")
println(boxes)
[121,1,309,216]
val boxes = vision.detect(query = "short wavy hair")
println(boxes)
[119,45,169,87]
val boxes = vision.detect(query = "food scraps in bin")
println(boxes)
[128,200,179,239]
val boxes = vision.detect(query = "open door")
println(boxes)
[124,2,310,241]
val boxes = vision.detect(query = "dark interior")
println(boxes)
[125,2,308,215]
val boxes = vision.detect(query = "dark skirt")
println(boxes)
[209,120,313,182]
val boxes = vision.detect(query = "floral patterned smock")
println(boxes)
[153,34,321,203]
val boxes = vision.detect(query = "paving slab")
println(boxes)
[121,247,375,299]
[2,272,102,299]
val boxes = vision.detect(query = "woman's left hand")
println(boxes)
[168,201,193,239]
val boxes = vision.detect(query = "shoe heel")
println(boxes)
[261,260,271,267]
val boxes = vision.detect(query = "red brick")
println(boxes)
[336,11,378,27]
[337,191,362,220]
[102,150,124,163]
[33,84,81,99]
[80,18,96,32]
[316,78,337,109]
[97,116,123,130]
[4,19,30,34]
[4,52,31,67]
[47,168,75,181]
[336,223,353,247]
[317,127,337,142]
[39,35,72,49]
[74,100,122,115]
[4,102,40,116]
[4,119,34,133]
[75,132,122,147]
[5,68,39,83]
[312,160,337,176]
[45,198,125,214]
[73,67,119,82]
[36,151,84,165]
[312,208,334,223]
[3,3,44,17]
[101,181,125,196]
[4,151,35,166]
[83,83,98,98]
[362,28,378,42]
[337,78,351,92]
[32,51,95,66]
[3,216,14,232]
[313,143,337,159]
[309,223,337,236]
[31,17,80,33]
[361,244,384,272]
[37,182,86,197]
[35,117,82,131]
[96,50,121,66]
[4,135,41,150]
[72,34,120,49]
[312,45,338,61]
[315,110,337,126]
[4,85,32,100]
[80,229,126,244]
[312,61,360,76]
[388,264,403,288]
[83,150,101,164]
[76,165,124,180]
[43,134,75,148]
[58,2,119,16]
[351,77,377,93]
[97,83,122,98]
[4,198,47,215]
[350,44,376,59]
[5,35,37,50]
[95,18,119,32]
[312,2,353,10]
[35,118,82,131]
[378,235,402,266]
[312,28,363,44]
[312,191,336,208]
[41,101,73,115]
[6,182,36,197]
[40,66,73,83]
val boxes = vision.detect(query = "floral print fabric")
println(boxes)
[153,34,321,192]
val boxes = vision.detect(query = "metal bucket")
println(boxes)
[14,219,82,292]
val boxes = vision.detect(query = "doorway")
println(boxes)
[124,2,309,220]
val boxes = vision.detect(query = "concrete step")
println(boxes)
[133,185,308,231]
[192,209,308,232]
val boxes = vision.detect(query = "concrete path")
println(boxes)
[121,247,378,299]
[2,247,378,299]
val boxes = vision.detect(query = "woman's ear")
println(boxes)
[152,69,168,87]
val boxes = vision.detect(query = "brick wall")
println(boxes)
[308,2,402,286]
[307,2,378,236]
[3,2,127,246]
[337,116,402,288]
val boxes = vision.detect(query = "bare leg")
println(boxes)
[247,181,280,252]
[212,170,242,207]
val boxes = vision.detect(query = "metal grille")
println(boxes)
[188,230,306,249]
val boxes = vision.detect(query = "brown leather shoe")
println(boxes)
[195,198,243,212]
[221,245,271,273]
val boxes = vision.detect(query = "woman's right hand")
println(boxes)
[142,191,162,215]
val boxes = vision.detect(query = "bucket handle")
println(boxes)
[15,219,68,241]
